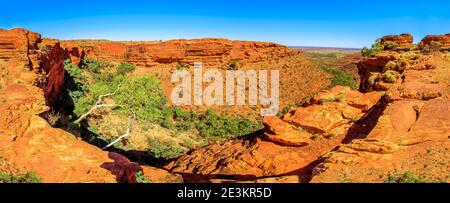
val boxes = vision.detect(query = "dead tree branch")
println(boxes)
[102,116,133,150]
[73,83,122,124]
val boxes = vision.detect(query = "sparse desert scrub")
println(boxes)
[321,66,357,89]
[367,72,380,86]
[43,110,62,127]
[383,40,400,50]
[385,171,427,183]
[383,70,399,83]
[0,171,41,183]
[361,39,384,57]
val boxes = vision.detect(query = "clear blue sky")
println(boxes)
[2,0,450,48]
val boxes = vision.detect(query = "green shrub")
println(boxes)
[383,41,400,50]
[117,62,135,75]
[321,67,357,89]
[115,76,168,124]
[385,171,426,183]
[0,171,41,183]
[384,61,398,71]
[367,73,380,86]
[195,109,260,140]
[135,171,151,183]
[64,59,89,102]
[147,137,186,160]
[383,70,398,83]
[361,39,384,57]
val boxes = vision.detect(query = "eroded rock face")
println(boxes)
[380,34,414,48]
[310,36,450,183]
[0,28,181,183]
[420,34,450,49]
[167,34,449,183]
[60,38,296,67]
[166,87,384,182]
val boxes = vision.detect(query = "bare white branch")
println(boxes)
[102,116,133,150]
[73,83,122,124]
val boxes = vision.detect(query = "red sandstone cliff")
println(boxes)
[59,38,296,67]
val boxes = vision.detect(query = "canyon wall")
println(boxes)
[59,38,296,67]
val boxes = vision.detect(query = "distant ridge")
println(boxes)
[289,46,361,51]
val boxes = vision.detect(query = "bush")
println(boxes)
[115,76,169,124]
[383,70,398,83]
[64,59,89,103]
[383,41,400,50]
[117,62,135,75]
[195,109,260,140]
[385,171,426,183]
[384,61,398,71]
[361,39,384,57]
[0,171,41,183]
[135,171,151,183]
[367,73,380,86]
[321,67,357,89]
[147,137,186,160]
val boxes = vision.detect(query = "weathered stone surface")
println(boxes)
[380,34,414,48]
[420,34,450,49]
[60,38,296,67]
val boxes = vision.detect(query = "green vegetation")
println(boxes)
[0,171,41,183]
[64,59,89,103]
[385,171,427,183]
[383,41,400,50]
[321,67,357,89]
[117,62,136,75]
[361,39,384,57]
[64,58,261,160]
[368,73,380,86]
[147,137,185,159]
[135,171,151,183]
[383,70,398,83]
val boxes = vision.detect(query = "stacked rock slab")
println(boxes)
[166,86,383,182]
[311,34,450,183]
[59,38,296,67]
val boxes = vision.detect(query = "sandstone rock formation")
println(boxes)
[380,34,414,49]
[166,86,384,182]
[60,38,296,67]
[419,34,450,50]
[310,37,450,183]
[0,28,181,183]
[1,28,449,183]
[167,34,450,183]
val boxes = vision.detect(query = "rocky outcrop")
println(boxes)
[419,34,450,50]
[167,34,449,183]
[380,34,414,49]
[60,38,296,67]
[165,86,383,182]
[311,36,450,183]
[0,28,181,183]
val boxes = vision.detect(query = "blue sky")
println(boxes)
[2,0,450,48]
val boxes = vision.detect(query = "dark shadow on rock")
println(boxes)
[100,152,142,183]
[342,96,389,144]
